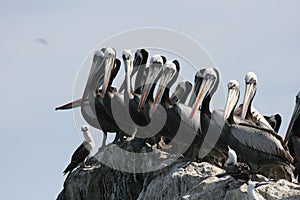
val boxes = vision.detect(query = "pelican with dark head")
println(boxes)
[188,68,225,162]
[284,92,300,182]
[170,80,192,104]
[137,55,165,112]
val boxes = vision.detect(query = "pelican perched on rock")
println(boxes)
[56,48,121,148]
[284,92,300,182]
[119,49,153,139]
[150,60,198,137]
[138,59,180,139]
[237,72,273,130]
[187,68,227,163]
[137,59,201,154]
[63,125,95,175]
[223,79,294,181]
[55,49,106,129]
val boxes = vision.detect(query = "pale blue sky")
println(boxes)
[1,1,300,199]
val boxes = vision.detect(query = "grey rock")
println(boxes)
[57,141,300,200]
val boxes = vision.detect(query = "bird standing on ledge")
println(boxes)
[63,125,95,175]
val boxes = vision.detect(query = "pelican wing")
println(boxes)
[230,124,293,164]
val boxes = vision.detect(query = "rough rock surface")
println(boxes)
[57,141,300,200]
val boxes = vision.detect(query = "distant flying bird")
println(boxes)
[63,125,95,175]
[35,38,47,46]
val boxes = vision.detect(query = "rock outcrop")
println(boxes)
[57,141,300,200]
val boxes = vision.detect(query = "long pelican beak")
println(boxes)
[137,56,163,111]
[122,50,133,95]
[189,76,215,119]
[118,64,139,93]
[241,83,254,119]
[82,50,105,96]
[55,98,82,110]
[118,49,145,93]
[125,60,133,93]
[224,86,239,121]
[284,98,300,144]
[188,77,202,106]
[150,69,175,115]
[89,49,104,80]
[102,48,116,97]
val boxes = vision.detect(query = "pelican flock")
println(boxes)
[57,47,299,183]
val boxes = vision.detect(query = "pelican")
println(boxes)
[188,69,205,107]
[101,49,159,142]
[237,72,273,130]
[133,49,149,94]
[144,61,205,157]
[223,79,294,181]
[118,49,153,139]
[137,55,165,111]
[56,49,106,128]
[150,59,180,115]
[170,80,192,104]
[187,68,228,163]
[129,55,169,146]
[225,146,251,181]
[56,48,121,147]
[284,92,300,181]
[63,125,95,175]
[118,49,149,94]
[94,59,121,146]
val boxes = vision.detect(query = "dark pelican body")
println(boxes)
[94,58,121,145]
[63,125,95,175]
[223,80,294,181]
[102,50,162,142]
[144,60,204,155]
[151,59,181,139]
[123,50,153,128]
[121,49,153,137]
[125,49,152,128]
[284,92,300,181]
